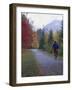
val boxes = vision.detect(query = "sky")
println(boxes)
[22,13,63,31]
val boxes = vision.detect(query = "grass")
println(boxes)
[21,49,39,77]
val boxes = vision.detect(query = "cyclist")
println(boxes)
[52,41,59,59]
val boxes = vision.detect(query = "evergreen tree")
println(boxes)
[48,30,53,45]
[39,31,45,49]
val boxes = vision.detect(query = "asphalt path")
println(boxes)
[31,49,63,76]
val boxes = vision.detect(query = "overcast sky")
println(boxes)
[22,13,63,31]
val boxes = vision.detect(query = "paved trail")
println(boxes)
[31,49,63,76]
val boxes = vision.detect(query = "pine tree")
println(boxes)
[39,31,45,49]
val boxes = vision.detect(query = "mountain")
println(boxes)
[43,20,62,33]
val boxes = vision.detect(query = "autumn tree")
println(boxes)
[32,32,39,48]
[22,14,32,49]
[44,32,48,50]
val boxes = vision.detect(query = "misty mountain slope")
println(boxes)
[43,20,62,33]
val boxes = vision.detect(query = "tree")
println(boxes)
[44,32,48,50]
[32,32,39,48]
[37,28,42,41]
[48,30,53,45]
[60,21,63,42]
[22,14,32,49]
[58,21,63,44]
[57,21,63,56]
[39,31,45,49]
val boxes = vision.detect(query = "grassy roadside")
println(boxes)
[21,49,39,77]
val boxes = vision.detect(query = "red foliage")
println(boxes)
[22,16,32,49]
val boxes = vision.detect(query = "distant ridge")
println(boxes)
[43,20,62,33]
